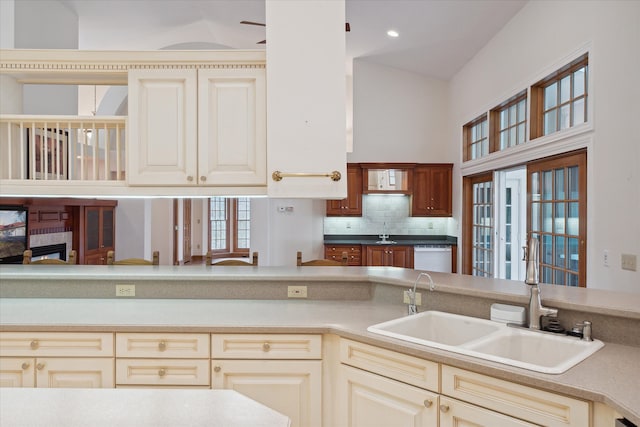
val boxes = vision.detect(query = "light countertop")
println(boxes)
[1,265,640,424]
[0,388,290,427]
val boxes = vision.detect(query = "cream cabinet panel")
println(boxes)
[198,68,266,186]
[116,358,210,386]
[116,333,210,358]
[439,396,537,427]
[442,365,590,427]
[212,334,321,360]
[337,364,438,427]
[0,358,35,387]
[212,359,321,427]
[35,357,114,388]
[128,69,198,186]
[0,332,114,357]
[339,338,439,392]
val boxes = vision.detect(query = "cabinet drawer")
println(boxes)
[116,333,210,358]
[339,338,439,392]
[116,359,210,386]
[212,334,321,359]
[439,396,537,427]
[442,365,590,427]
[325,245,361,256]
[0,332,114,357]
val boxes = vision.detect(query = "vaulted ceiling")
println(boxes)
[59,0,526,80]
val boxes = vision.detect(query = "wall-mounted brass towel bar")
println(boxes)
[271,170,342,182]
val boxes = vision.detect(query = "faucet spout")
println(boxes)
[524,236,558,329]
[408,272,435,315]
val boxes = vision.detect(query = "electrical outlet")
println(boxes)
[116,284,135,297]
[287,285,307,298]
[403,290,422,305]
[621,254,637,272]
[603,250,610,267]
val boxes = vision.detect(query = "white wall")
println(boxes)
[448,1,640,293]
[0,0,14,48]
[349,59,451,163]
[114,199,146,261]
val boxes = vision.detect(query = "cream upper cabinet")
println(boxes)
[266,0,347,199]
[128,67,266,188]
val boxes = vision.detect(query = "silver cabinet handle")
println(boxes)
[424,399,433,408]
[213,366,221,373]
[187,176,194,182]
[200,176,206,182]
[262,342,271,352]
[158,368,166,377]
[36,363,45,371]
[158,341,166,351]
[30,340,39,350]
[21,362,30,370]
[439,404,450,413]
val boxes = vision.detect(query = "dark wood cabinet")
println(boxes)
[411,164,453,217]
[326,164,363,216]
[79,205,115,264]
[364,245,414,268]
[325,244,361,266]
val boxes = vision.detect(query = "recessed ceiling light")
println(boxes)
[387,30,399,38]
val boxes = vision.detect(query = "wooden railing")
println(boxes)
[0,115,127,182]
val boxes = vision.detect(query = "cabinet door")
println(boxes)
[212,360,321,427]
[412,165,452,217]
[35,358,114,388]
[198,68,267,186]
[439,396,537,427]
[326,164,362,216]
[0,358,35,387]
[83,206,115,265]
[365,245,413,267]
[128,69,198,186]
[337,364,438,427]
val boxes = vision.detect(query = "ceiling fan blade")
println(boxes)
[257,40,266,44]
[240,20,266,27]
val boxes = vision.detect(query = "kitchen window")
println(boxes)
[463,114,489,161]
[209,197,251,258]
[490,91,527,151]
[530,54,588,139]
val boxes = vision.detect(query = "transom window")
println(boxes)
[490,92,527,151]
[463,115,488,161]
[531,54,588,139]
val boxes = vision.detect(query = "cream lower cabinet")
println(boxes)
[338,338,439,427]
[338,338,591,427]
[0,332,114,388]
[212,334,322,427]
[115,333,210,387]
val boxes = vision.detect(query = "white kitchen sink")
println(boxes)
[367,311,604,374]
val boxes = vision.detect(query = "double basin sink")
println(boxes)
[367,311,604,374]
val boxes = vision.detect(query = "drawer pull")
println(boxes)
[30,340,39,350]
[158,341,167,351]
[439,404,450,413]
[36,363,45,371]
[262,342,271,352]
[424,399,433,408]
[21,362,30,370]
[213,365,221,373]
[187,176,194,182]
[158,368,166,377]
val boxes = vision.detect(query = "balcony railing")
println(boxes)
[0,115,127,182]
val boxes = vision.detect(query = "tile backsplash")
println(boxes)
[323,195,457,236]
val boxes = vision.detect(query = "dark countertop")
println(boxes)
[324,234,457,246]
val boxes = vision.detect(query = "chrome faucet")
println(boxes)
[378,221,390,243]
[408,272,435,315]
[524,237,558,329]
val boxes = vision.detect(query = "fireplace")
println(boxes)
[30,243,67,262]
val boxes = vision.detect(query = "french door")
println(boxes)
[527,150,587,286]
[463,173,494,277]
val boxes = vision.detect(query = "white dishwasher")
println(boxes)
[413,245,452,272]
